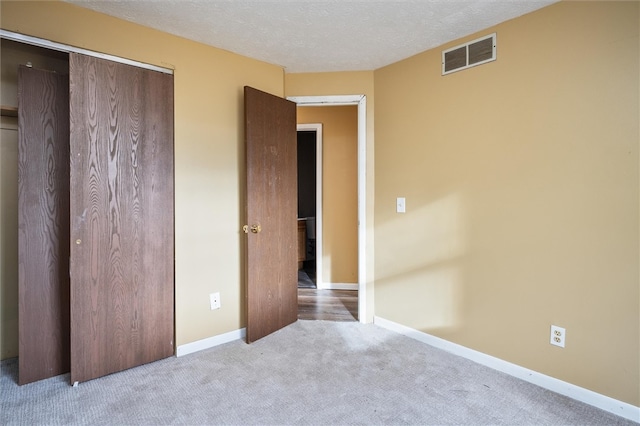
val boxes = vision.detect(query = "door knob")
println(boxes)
[243,224,262,234]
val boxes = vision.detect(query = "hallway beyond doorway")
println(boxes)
[298,288,357,321]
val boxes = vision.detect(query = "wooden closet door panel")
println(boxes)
[69,53,174,384]
[17,66,70,385]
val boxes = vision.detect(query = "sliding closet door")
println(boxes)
[69,53,174,384]
[17,66,70,385]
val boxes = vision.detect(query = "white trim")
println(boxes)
[374,316,640,423]
[176,328,246,357]
[322,283,358,291]
[356,96,367,323]
[289,95,368,324]
[289,95,364,106]
[0,29,174,75]
[297,123,323,289]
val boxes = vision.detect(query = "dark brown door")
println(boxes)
[244,86,297,343]
[17,66,70,385]
[69,53,174,383]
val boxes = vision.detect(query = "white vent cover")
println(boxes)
[442,33,496,75]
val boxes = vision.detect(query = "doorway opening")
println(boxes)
[289,95,367,323]
[296,124,322,290]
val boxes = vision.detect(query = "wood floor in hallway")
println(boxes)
[298,288,358,321]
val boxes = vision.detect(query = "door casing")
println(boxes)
[288,95,368,323]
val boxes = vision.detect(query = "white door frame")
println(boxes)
[296,123,324,289]
[288,95,367,323]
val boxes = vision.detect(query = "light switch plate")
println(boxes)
[396,197,406,213]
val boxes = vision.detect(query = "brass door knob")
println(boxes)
[243,224,261,234]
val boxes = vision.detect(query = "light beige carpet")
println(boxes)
[1,320,636,425]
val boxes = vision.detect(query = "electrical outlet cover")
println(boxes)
[550,325,565,348]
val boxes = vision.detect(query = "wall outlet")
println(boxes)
[209,292,221,310]
[550,325,565,348]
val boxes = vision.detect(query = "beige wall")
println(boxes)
[374,1,639,405]
[297,106,358,284]
[286,72,375,320]
[0,0,283,357]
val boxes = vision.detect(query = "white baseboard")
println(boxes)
[176,328,246,357]
[317,282,358,290]
[374,316,640,423]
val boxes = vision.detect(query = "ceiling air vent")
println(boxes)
[442,33,496,75]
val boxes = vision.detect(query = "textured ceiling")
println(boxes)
[65,0,558,73]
